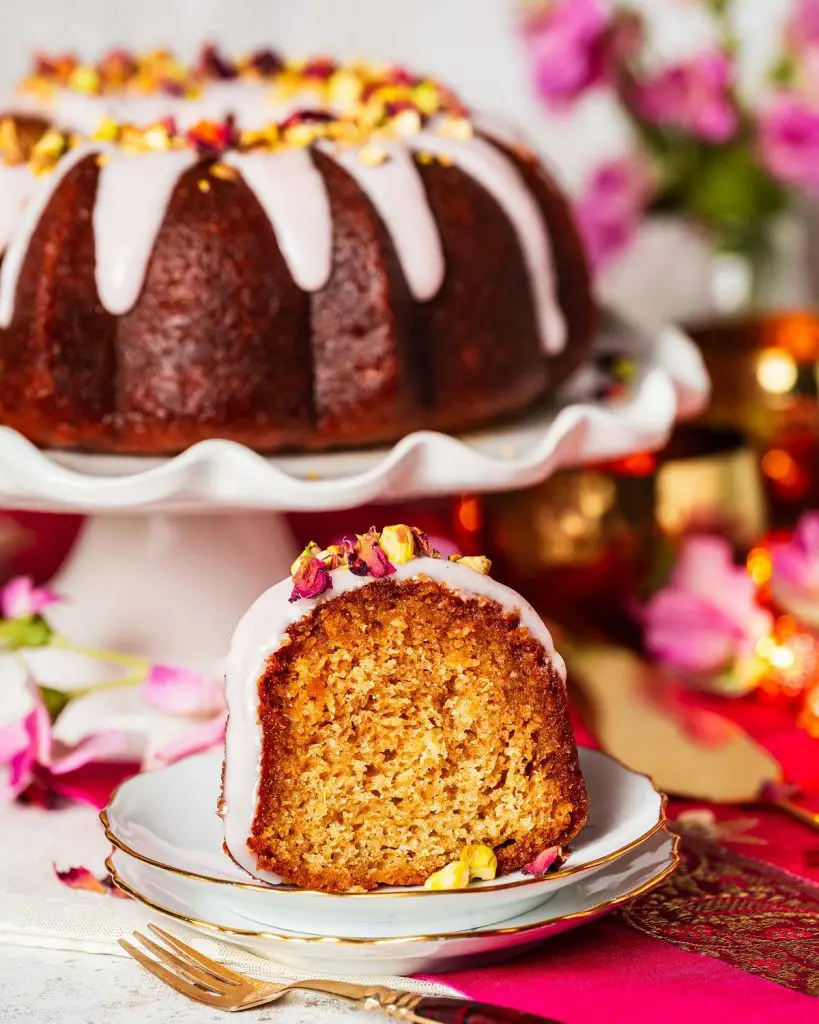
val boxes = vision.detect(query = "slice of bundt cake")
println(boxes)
[0,56,596,455]
[222,527,588,893]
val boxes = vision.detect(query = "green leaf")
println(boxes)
[0,615,55,650]
[38,685,72,724]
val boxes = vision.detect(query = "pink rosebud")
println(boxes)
[575,155,655,271]
[759,94,819,194]
[344,531,396,579]
[143,664,226,717]
[1,576,60,620]
[643,536,773,676]
[289,556,333,602]
[633,51,739,143]
[522,846,564,876]
[522,0,608,111]
[770,512,819,624]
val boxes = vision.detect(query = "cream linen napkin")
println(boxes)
[0,800,457,998]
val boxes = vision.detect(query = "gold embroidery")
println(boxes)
[615,834,819,996]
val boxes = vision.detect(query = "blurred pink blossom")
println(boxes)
[1,576,60,620]
[151,711,228,767]
[143,663,227,766]
[788,0,819,49]
[758,93,819,193]
[771,512,819,623]
[576,155,654,270]
[522,0,608,110]
[0,682,132,808]
[643,536,772,675]
[143,663,226,717]
[632,51,739,143]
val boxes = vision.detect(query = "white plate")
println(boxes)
[102,748,666,938]
[108,829,679,976]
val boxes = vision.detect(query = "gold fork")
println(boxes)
[120,924,562,1021]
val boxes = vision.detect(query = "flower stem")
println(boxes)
[61,670,148,702]
[50,633,151,671]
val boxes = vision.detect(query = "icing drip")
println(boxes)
[324,142,445,301]
[0,143,98,328]
[93,147,198,315]
[222,557,566,884]
[409,132,566,354]
[0,165,35,254]
[224,149,333,292]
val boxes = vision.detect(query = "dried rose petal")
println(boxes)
[198,43,238,80]
[302,57,338,81]
[522,846,564,876]
[410,527,438,558]
[348,529,396,578]
[290,556,333,602]
[250,49,284,76]
[280,109,335,130]
[54,864,130,898]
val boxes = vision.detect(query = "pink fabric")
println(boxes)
[424,923,818,1023]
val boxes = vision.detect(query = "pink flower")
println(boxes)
[643,536,772,676]
[143,663,227,766]
[0,683,134,808]
[758,94,819,194]
[143,664,225,717]
[788,0,819,50]
[632,51,739,143]
[522,0,608,110]
[151,711,227,766]
[771,513,819,624]
[1,576,60,620]
[575,155,655,270]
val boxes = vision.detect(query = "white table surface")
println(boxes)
[0,944,369,1023]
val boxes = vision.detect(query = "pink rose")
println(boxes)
[575,155,654,270]
[522,0,608,110]
[771,512,819,624]
[0,682,132,808]
[142,663,227,766]
[632,51,739,143]
[788,0,819,50]
[643,536,772,677]
[0,576,60,620]
[758,93,819,194]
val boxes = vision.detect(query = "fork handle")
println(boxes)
[410,997,563,1023]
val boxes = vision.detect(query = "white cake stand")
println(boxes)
[0,314,708,672]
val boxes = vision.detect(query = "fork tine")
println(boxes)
[132,932,230,994]
[147,925,247,985]
[119,939,229,1007]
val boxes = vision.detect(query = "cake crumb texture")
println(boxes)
[249,576,588,892]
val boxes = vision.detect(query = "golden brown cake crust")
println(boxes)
[248,576,588,892]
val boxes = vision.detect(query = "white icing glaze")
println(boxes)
[408,131,566,354]
[0,143,98,328]
[224,149,333,292]
[323,141,445,302]
[0,165,35,254]
[222,557,566,885]
[93,147,198,315]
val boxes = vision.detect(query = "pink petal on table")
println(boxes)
[143,664,226,716]
[152,712,228,766]
[54,864,130,898]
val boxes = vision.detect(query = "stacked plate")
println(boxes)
[101,749,678,976]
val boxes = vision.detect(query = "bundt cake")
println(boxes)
[0,54,596,455]
[221,526,588,893]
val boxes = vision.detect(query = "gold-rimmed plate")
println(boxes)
[102,749,666,938]
[107,829,678,976]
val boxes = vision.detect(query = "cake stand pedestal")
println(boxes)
[0,314,708,673]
